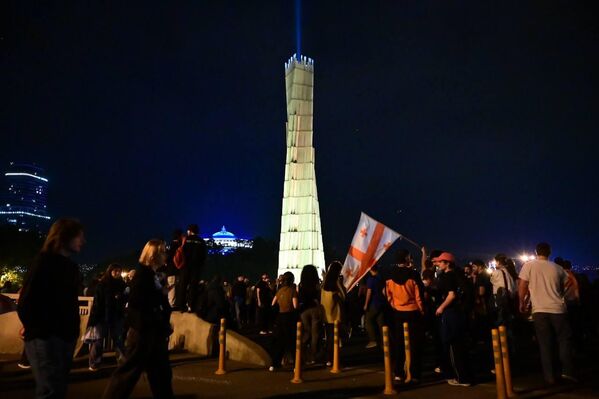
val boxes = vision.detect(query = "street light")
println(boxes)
[520,254,536,262]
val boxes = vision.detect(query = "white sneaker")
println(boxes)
[394,376,402,382]
[17,363,31,369]
[268,366,275,372]
[365,341,377,349]
[259,331,268,335]
[326,361,332,367]
[447,379,471,387]
[561,374,579,383]
[434,367,442,374]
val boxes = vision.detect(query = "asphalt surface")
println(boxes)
[1,326,598,398]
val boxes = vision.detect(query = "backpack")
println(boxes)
[173,238,186,269]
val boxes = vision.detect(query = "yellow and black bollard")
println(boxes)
[215,318,227,375]
[498,325,514,397]
[330,320,341,373]
[492,328,507,399]
[291,321,303,383]
[403,322,412,383]
[382,326,397,395]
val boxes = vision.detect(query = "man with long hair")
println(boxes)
[18,218,85,399]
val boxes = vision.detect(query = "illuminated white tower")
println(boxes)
[278,54,326,282]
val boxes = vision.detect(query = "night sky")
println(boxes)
[2,1,598,266]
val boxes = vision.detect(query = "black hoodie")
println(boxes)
[18,252,81,341]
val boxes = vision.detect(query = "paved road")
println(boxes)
[1,328,597,398]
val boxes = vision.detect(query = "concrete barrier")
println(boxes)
[0,311,23,354]
[168,312,214,355]
[1,294,271,367]
[0,295,92,357]
[225,328,271,366]
[168,312,271,367]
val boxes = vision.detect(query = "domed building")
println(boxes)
[204,226,252,254]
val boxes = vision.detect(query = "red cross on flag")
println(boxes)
[341,212,400,292]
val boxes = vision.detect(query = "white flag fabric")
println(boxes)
[341,212,400,292]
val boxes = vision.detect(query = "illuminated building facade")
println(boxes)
[278,54,326,282]
[0,163,51,232]
[205,226,252,254]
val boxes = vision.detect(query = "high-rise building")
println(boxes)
[0,162,51,232]
[278,54,326,282]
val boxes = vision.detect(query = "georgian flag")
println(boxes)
[341,212,400,292]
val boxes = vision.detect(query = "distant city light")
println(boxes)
[5,172,48,182]
[520,254,536,262]
[0,211,51,219]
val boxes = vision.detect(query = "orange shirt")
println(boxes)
[385,278,423,313]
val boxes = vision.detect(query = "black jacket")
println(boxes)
[182,234,207,271]
[17,252,81,341]
[125,264,172,336]
[200,281,229,324]
[88,277,126,326]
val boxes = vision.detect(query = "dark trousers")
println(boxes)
[440,308,471,383]
[364,305,384,344]
[25,336,75,399]
[532,312,574,383]
[270,312,297,367]
[89,319,126,368]
[325,323,335,363]
[102,328,173,399]
[174,267,200,311]
[391,310,424,379]
[257,305,271,332]
[301,307,322,361]
[19,348,29,366]
[471,312,493,369]
[234,297,246,328]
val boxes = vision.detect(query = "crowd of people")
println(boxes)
[5,218,599,398]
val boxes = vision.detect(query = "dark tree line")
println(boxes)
[0,225,44,267]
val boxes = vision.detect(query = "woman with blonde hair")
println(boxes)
[18,218,85,399]
[102,239,174,399]
[321,261,346,367]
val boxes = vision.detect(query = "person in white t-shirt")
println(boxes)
[518,242,575,385]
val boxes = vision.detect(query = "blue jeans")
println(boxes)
[25,336,75,399]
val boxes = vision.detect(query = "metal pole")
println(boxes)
[498,325,514,397]
[382,326,397,395]
[330,320,341,373]
[403,322,412,383]
[215,318,227,375]
[291,321,303,383]
[492,328,507,399]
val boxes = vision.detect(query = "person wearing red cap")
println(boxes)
[433,252,472,387]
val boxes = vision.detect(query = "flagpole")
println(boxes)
[398,234,421,249]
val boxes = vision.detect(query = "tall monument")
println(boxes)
[278,54,326,282]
